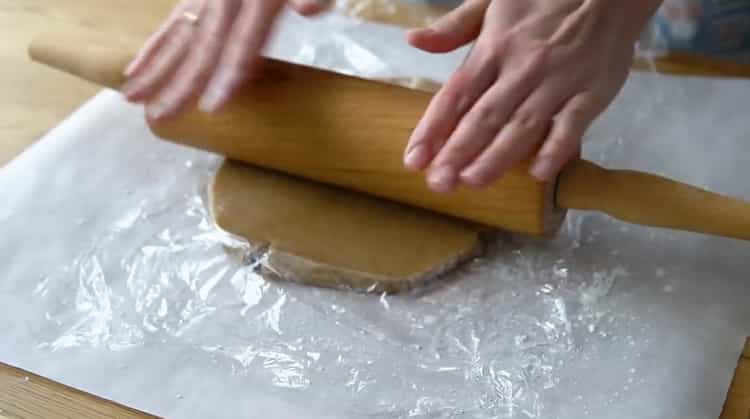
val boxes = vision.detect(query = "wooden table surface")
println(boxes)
[2,1,749,418]
[0,0,171,166]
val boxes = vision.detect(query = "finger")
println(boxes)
[146,0,239,120]
[199,0,286,112]
[403,39,504,173]
[123,22,172,78]
[406,0,490,53]
[529,92,601,181]
[425,48,546,193]
[459,79,571,187]
[289,0,325,16]
[123,2,194,78]
[122,18,195,103]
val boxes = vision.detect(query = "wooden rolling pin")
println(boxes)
[28,28,750,241]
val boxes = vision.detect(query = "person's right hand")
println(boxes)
[122,0,323,121]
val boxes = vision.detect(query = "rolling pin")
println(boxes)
[28,28,750,241]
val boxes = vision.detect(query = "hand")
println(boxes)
[121,0,323,121]
[402,0,661,191]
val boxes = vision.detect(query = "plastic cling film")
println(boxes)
[32,181,638,417]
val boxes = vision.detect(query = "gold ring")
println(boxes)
[182,11,200,25]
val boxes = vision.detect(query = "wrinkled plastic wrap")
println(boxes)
[2,7,750,419]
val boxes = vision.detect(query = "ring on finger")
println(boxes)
[181,10,200,26]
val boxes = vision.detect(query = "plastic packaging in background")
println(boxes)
[2,6,750,419]
[642,0,750,63]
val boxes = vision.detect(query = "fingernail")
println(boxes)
[199,73,230,112]
[529,157,555,181]
[409,120,429,145]
[121,80,140,100]
[123,60,137,77]
[147,100,173,120]
[459,163,486,186]
[414,27,435,36]
[427,166,457,193]
[404,144,430,170]
[199,88,226,113]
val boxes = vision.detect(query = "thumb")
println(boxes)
[406,0,490,53]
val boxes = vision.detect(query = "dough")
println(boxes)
[211,160,485,293]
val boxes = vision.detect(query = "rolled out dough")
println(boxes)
[210,161,486,293]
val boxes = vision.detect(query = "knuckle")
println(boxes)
[444,139,476,161]
[549,128,575,148]
[565,96,599,124]
[492,30,514,50]
[227,43,247,65]
[511,110,541,132]
[530,44,550,69]
[533,42,551,58]
[201,30,224,48]
[440,86,471,116]
[225,0,244,11]
[470,105,504,130]
[518,60,542,83]
[140,71,163,90]
[448,67,473,89]
[565,106,588,124]
[479,36,502,57]
[182,68,207,90]
[163,27,183,45]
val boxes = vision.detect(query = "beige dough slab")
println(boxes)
[211,160,486,293]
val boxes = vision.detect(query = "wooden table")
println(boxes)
[721,339,750,419]
[2,1,749,418]
[0,0,171,166]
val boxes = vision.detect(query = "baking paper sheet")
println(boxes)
[2,8,750,419]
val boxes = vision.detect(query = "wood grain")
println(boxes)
[0,0,173,167]
[558,160,750,242]
[632,52,750,79]
[148,58,565,237]
[721,339,750,419]
[0,362,158,419]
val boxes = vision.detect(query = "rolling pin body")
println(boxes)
[28,28,750,241]
[148,59,564,236]
[29,29,564,236]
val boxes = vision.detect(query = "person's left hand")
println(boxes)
[402,0,660,191]
[121,0,323,121]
